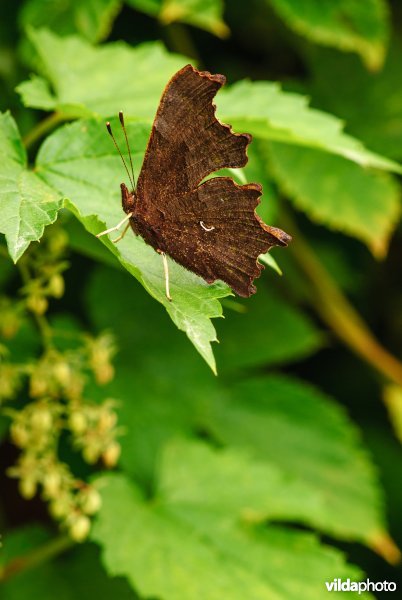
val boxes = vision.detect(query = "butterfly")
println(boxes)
[97,64,291,300]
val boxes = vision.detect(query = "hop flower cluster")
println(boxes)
[1,227,121,542]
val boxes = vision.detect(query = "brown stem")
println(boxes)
[282,211,402,387]
[0,534,73,582]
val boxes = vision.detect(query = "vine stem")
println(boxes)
[281,211,402,387]
[17,261,54,350]
[23,112,66,150]
[0,534,73,582]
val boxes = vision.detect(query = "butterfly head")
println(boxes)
[121,182,137,214]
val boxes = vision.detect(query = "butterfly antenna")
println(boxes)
[106,121,135,191]
[119,111,136,190]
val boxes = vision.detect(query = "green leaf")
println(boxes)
[308,39,402,162]
[85,266,387,550]
[36,118,231,372]
[0,112,62,262]
[268,0,389,70]
[17,29,187,118]
[17,30,402,177]
[92,469,371,600]
[1,525,139,600]
[206,375,386,546]
[15,75,57,112]
[267,141,401,257]
[84,265,320,479]
[218,79,402,174]
[19,0,123,43]
[215,288,324,370]
[258,251,282,275]
[158,438,325,524]
[127,0,230,38]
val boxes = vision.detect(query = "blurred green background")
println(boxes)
[1,1,402,599]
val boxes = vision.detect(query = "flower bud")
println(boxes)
[102,441,121,467]
[69,515,91,542]
[80,487,102,515]
[83,445,100,464]
[53,361,71,386]
[98,409,117,432]
[43,470,62,498]
[31,407,52,432]
[26,295,48,315]
[19,476,37,499]
[11,422,30,447]
[49,496,71,519]
[69,410,87,434]
[48,274,65,298]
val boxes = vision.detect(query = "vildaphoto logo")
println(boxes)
[325,578,397,594]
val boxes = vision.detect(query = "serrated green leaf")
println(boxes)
[92,470,371,600]
[267,141,401,257]
[206,375,386,546]
[218,79,402,174]
[18,29,186,119]
[127,0,229,38]
[17,30,402,177]
[268,0,389,70]
[85,266,387,550]
[20,0,122,43]
[0,112,62,262]
[85,265,321,479]
[1,525,139,600]
[36,118,231,371]
[159,439,323,524]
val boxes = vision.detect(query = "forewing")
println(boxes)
[159,178,291,297]
[136,64,250,211]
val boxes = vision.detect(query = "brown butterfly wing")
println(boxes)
[134,64,291,297]
[136,64,250,201]
[159,177,290,297]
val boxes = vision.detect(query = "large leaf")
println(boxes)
[84,264,323,478]
[91,469,371,600]
[267,141,401,257]
[205,375,386,547]
[16,29,186,118]
[84,265,388,551]
[126,0,229,38]
[36,118,231,372]
[19,0,122,43]
[268,0,389,70]
[0,112,62,262]
[16,30,402,174]
[217,79,402,174]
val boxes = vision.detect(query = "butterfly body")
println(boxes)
[110,64,291,297]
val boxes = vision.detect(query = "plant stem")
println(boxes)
[17,261,54,350]
[23,112,66,150]
[282,211,402,387]
[0,534,73,582]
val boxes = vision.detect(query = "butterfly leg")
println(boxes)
[157,250,172,302]
[96,212,133,239]
[112,221,131,243]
